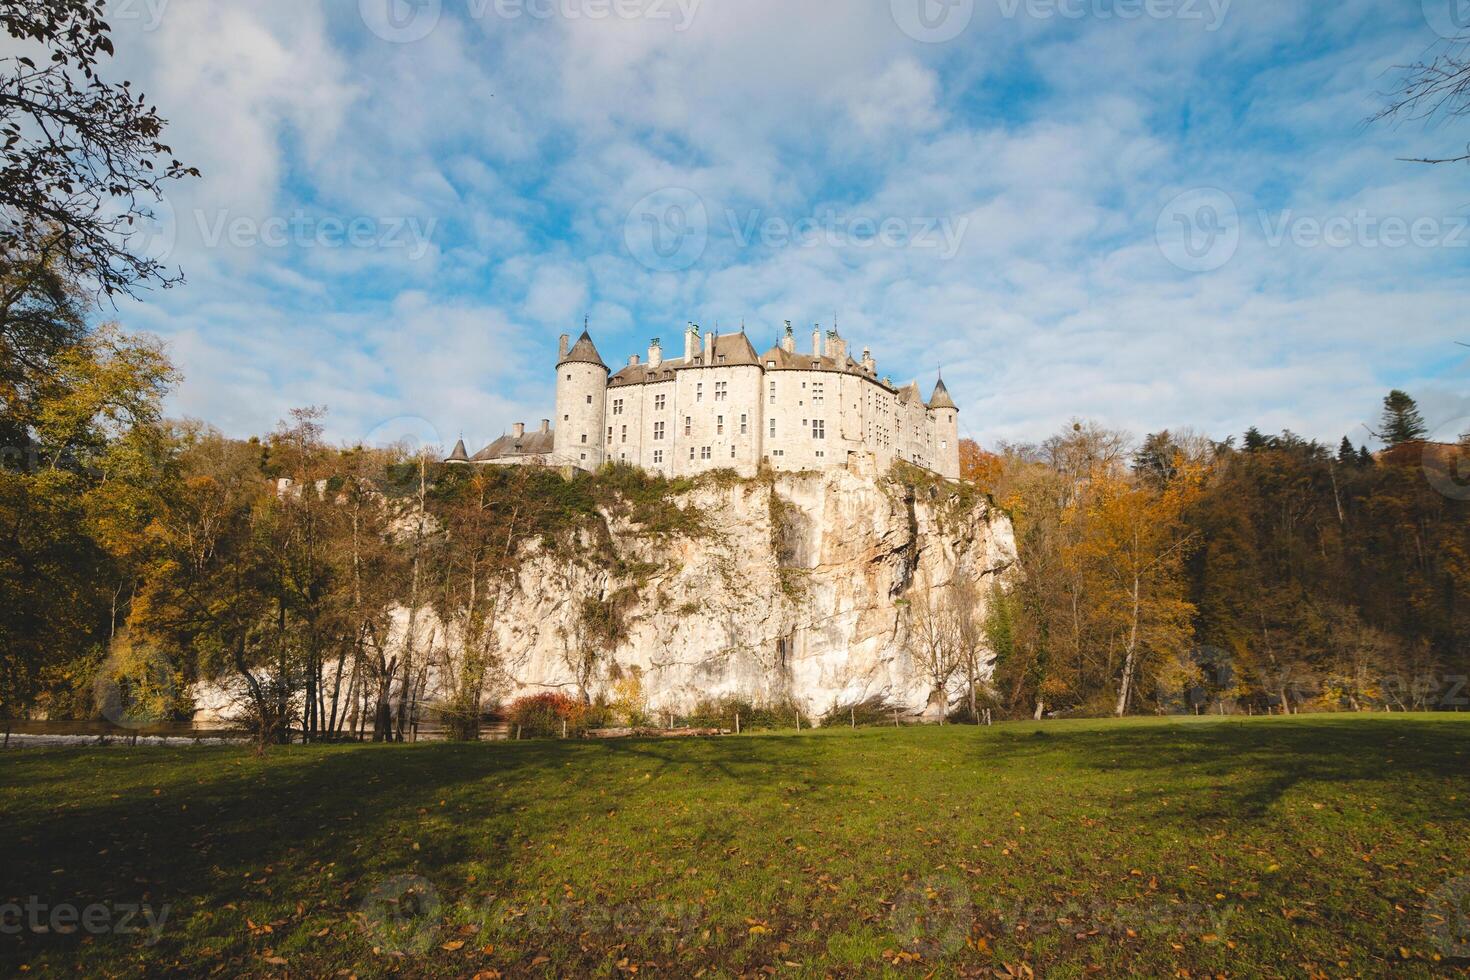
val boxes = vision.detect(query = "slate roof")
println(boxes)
[756,345,865,374]
[447,438,470,462]
[559,330,607,368]
[608,333,762,387]
[928,377,957,410]
[470,429,556,461]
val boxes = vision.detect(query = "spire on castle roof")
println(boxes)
[928,376,958,411]
[446,437,470,463]
[560,326,607,368]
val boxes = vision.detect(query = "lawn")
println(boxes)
[2,715,1468,977]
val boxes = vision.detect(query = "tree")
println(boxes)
[0,315,173,722]
[958,438,1001,488]
[1375,390,1427,447]
[432,466,526,740]
[1374,43,1470,165]
[906,568,962,720]
[1337,436,1357,467]
[0,1,199,302]
[1074,467,1201,716]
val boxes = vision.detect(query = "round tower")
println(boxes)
[928,376,960,480]
[554,328,609,471]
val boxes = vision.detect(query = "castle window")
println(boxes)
[654,450,664,464]
[715,381,728,401]
[586,395,592,405]
[696,383,703,402]
[731,445,736,458]
[812,420,825,440]
[740,414,748,435]
[769,418,776,438]
[684,417,691,436]
[654,421,665,441]
[613,399,624,416]
[769,381,776,404]
[606,426,612,444]
[767,361,775,368]
[655,393,666,411]
[701,446,712,460]
[717,416,724,435]
[621,425,627,443]
[812,382,824,406]
[689,447,695,460]
[581,434,588,444]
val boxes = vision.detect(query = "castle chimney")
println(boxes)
[705,330,716,361]
[781,322,795,354]
[629,354,640,367]
[685,325,699,362]
[539,419,550,433]
[812,325,821,357]
[513,422,525,439]
[829,330,847,365]
[648,338,662,368]
[558,334,570,359]
[862,346,875,373]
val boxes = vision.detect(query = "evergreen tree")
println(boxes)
[1243,427,1268,452]
[1337,436,1357,466]
[1358,446,1374,467]
[1376,390,1428,446]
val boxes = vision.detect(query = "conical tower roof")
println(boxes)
[928,376,957,411]
[559,330,607,368]
[446,438,470,463]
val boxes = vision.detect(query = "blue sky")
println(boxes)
[90,0,1470,453]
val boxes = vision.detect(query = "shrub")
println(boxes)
[684,695,810,731]
[506,692,587,738]
[822,694,906,728]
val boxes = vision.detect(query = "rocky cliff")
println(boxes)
[188,457,1017,727]
[482,456,1015,720]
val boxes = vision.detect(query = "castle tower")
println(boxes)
[554,328,609,470]
[929,376,960,480]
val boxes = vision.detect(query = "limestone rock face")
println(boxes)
[489,461,1016,719]
[189,461,1016,725]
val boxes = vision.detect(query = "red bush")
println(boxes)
[506,692,587,738]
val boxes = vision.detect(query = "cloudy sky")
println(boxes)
[98,0,1470,453]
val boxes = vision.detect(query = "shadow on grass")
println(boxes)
[0,733,830,971]
[976,715,1470,822]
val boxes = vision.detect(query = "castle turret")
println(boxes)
[554,328,609,471]
[928,376,960,480]
[648,338,662,368]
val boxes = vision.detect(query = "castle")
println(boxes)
[447,322,960,480]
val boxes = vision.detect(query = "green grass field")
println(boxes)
[2,715,1468,977]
